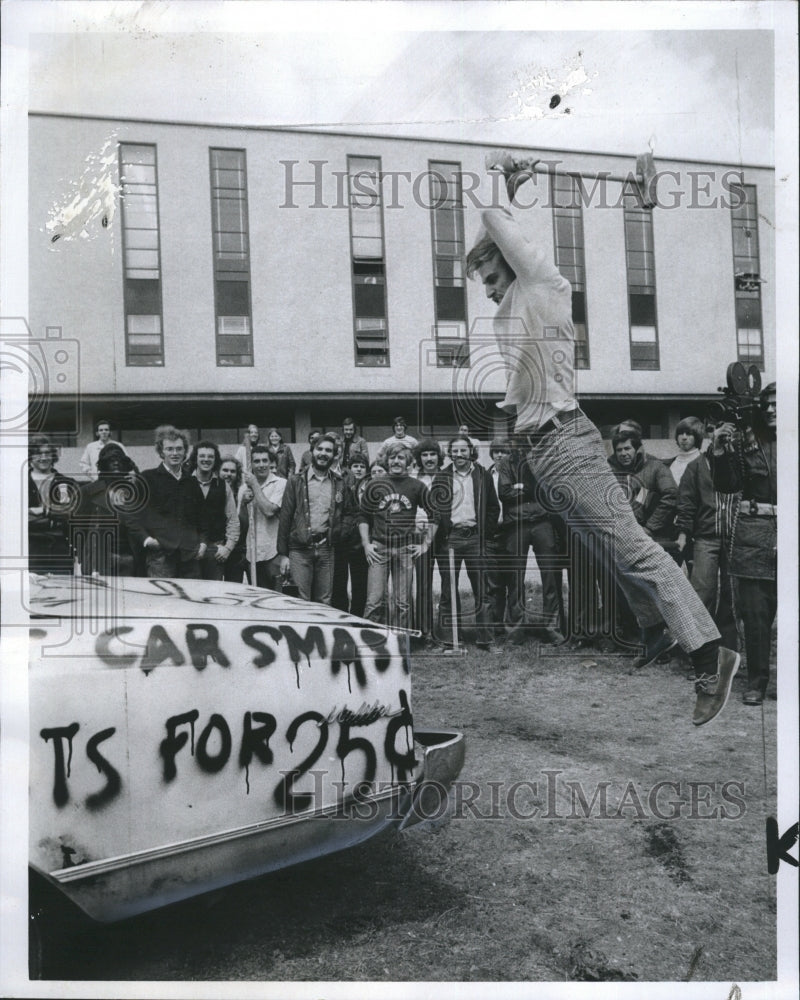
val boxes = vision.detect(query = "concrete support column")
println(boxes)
[665,406,682,441]
[294,407,311,445]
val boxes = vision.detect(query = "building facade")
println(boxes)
[28,112,775,461]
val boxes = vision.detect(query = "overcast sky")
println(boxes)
[11,2,779,166]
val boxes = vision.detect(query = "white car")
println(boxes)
[28,574,464,971]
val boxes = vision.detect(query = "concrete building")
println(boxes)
[28,112,774,467]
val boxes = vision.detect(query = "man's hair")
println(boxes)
[192,439,222,470]
[413,438,443,467]
[612,428,642,452]
[250,443,272,460]
[613,419,643,438]
[154,425,189,457]
[29,434,55,462]
[308,428,322,443]
[94,418,112,434]
[219,455,244,490]
[391,416,407,428]
[384,440,413,465]
[489,437,512,456]
[674,417,704,449]
[313,432,338,455]
[342,416,356,427]
[447,435,474,456]
[465,235,516,281]
[347,450,369,468]
[760,381,776,401]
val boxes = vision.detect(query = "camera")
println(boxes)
[0,316,81,442]
[706,361,762,432]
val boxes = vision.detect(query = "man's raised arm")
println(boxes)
[478,151,560,286]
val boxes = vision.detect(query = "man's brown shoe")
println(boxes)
[692,647,740,726]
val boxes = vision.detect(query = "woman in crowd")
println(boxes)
[265,428,296,479]
[665,416,705,487]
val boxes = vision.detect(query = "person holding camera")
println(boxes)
[710,382,777,705]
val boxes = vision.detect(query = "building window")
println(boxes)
[731,184,764,369]
[429,161,469,367]
[119,144,164,366]
[551,173,590,369]
[347,156,389,366]
[623,192,659,370]
[210,149,253,366]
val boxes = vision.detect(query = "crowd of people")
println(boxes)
[29,383,777,709]
[26,151,778,727]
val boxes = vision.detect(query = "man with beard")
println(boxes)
[432,435,500,651]
[339,417,370,468]
[466,151,739,725]
[277,433,344,604]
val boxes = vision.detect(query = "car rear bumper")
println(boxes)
[33,728,465,923]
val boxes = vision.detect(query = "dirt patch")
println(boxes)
[643,820,690,883]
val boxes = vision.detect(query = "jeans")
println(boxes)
[436,533,492,645]
[505,518,564,630]
[689,537,739,650]
[364,541,416,630]
[528,411,719,653]
[145,549,200,579]
[256,555,283,591]
[734,576,777,693]
[289,546,333,604]
[332,545,369,618]
[413,544,436,636]
[554,518,613,641]
[198,544,225,581]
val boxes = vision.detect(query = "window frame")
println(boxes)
[119,142,165,367]
[347,155,390,367]
[550,172,590,369]
[731,183,764,369]
[428,160,470,368]
[209,147,254,367]
[623,195,660,370]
